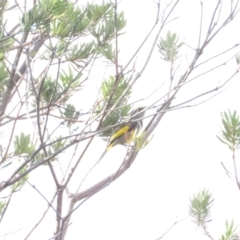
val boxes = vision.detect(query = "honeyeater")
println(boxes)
[79,107,146,186]
[99,106,146,160]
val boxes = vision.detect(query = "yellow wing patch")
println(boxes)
[110,125,130,142]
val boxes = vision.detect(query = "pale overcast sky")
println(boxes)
[1,0,240,240]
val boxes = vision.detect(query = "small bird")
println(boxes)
[106,107,145,150]
[78,107,146,190]
[100,106,146,159]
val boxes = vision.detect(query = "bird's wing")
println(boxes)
[109,125,130,142]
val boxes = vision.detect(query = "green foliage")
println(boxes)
[51,136,67,151]
[64,41,96,63]
[0,62,9,94]
[11,166,28,192]
[86,2,112,21]
[100,76,131,100]
[0,201,6,217]
[98,44,115,63]
[21,0,126,43]
[90,4,126,44]
[97,76,131,136]
[0,34,14,60]
[158,31,183,62]
[14,133,34,156]
[0,1,13,59]
[62,104,76,119]
[220,220,239,240]
[189,189,214,231]
[51,2,86,38]
[42,40,68,59]
[42,40,96,66]
[41,76,58,103]
[189,190,240,240]
[21,0,69,32]
[40,67,82,104]
[24,1,126,69]
[59,66,82,91]
[217,110,240,151]
[0,0,7,9]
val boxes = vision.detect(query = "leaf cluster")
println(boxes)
[0,62,9,95]
[11,166,28,192]
[0,200,6,218]
[217,110,240,151]
[97,76,131,137]
[14,133,34,156]
[189,189,240,240]
[189,188,214,231]
[157,31,183,62]
[30,136,66,165]
[220,220,240,240]
[21,0,69,32]
[37,1,126,66]
[38,66,82,106]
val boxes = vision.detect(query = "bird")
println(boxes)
[77,107,146,190]
[106,106,146,151]
[100,106,146,159]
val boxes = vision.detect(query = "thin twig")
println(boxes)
[24,193,57,240]
[155,217,188,240]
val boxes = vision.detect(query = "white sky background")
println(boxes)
[1,0,240,240]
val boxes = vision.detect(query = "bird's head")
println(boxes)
[130,106,146,120]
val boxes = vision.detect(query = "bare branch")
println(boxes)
[155,217,188,240]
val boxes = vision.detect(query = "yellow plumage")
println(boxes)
[107,125,130,150]
[104,107,145,154]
